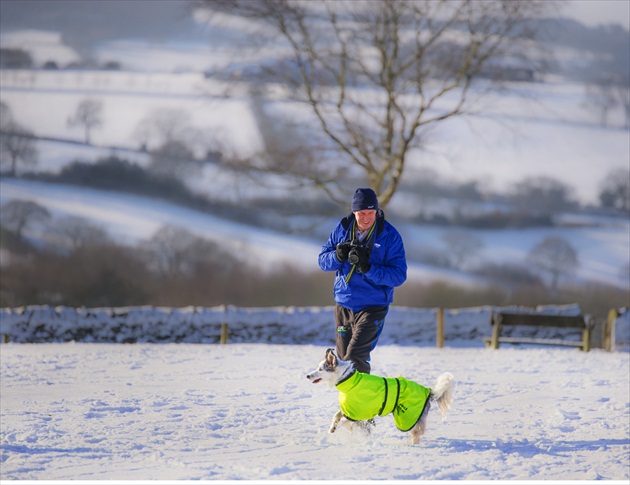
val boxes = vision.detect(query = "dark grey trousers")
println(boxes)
[334,304,388,374]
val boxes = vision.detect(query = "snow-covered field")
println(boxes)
[1,343,628,481]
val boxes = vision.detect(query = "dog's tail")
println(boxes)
[430,372,454,419]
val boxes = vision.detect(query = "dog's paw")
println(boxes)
[328,427,337,434]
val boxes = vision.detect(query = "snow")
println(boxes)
[3,304,628,481]
[565,0,630,30]
[1,342,628,481]
[0,69,263,159]
[9,302,624,345]
[426,104,629,203]
[2,305,629,481]
[1,23,629,484]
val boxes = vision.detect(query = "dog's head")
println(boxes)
[306,348,343,387]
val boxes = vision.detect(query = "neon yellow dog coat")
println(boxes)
[336,371,431,432]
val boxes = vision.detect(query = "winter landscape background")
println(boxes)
[1,0,629,482]
[1,2,629,299]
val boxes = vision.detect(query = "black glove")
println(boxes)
[354,246,371,273]
[335,242,351,262]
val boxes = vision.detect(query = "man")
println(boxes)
[318,187,407,373]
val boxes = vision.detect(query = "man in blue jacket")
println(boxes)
[318,188,407,374]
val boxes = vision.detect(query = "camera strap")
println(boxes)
[344,220,376,283]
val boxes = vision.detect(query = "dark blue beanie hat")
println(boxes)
[351,187,379,212]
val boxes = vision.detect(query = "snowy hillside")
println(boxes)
[1,65,628,206]
[0,30,629,291]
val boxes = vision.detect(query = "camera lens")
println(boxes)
[348,249,359,265]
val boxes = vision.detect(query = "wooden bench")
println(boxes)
[484,312,594,351]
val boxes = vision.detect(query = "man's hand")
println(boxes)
[355,246,371,273]
[335,242,351,262]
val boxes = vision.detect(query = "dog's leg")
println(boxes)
[409,415,428,445]
[329,410,344,434]
[355,419,376,436]
[409,400,430,445]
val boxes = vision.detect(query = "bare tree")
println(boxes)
[0,101,12,130]
[195,0,556,207]
[618,85,630,130]
[441,229,484,270]
[245,86,324,187]
[149,140,200,180]
[134,107,203,151]
[0,199,51,240]
[512,176,575,218]
[0,121,38,176]
[140,224,237,279]
[47,215,111,251]
[134,107,206,178]
[67,98,103,144]
[585,76,618,127]
[0,101,38,176]
[527,236,579,291]
[599,167,630,213]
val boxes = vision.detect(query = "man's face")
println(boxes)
[353,209,376,232]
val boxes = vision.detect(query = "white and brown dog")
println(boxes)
[306,348,454,444]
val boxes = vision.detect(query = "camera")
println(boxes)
[347,240,365,265]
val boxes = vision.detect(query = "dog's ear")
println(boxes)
[325,348,337,368]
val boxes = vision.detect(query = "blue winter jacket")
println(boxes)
[318,210,407,312]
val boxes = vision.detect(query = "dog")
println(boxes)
[306,348,454,444]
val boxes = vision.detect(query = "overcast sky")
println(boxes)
[565,0,630,29]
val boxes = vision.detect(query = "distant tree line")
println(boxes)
[26,156,268,228]
[1,197,627,319]
[0,48,33,69]
[0,47,121,71]
[0,212,333,309]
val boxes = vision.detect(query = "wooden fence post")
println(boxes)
[436,307,444,348]
[604,308,618,352]
[220,322,229,345]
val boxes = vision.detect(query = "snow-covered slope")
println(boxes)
[0,31,629,289]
